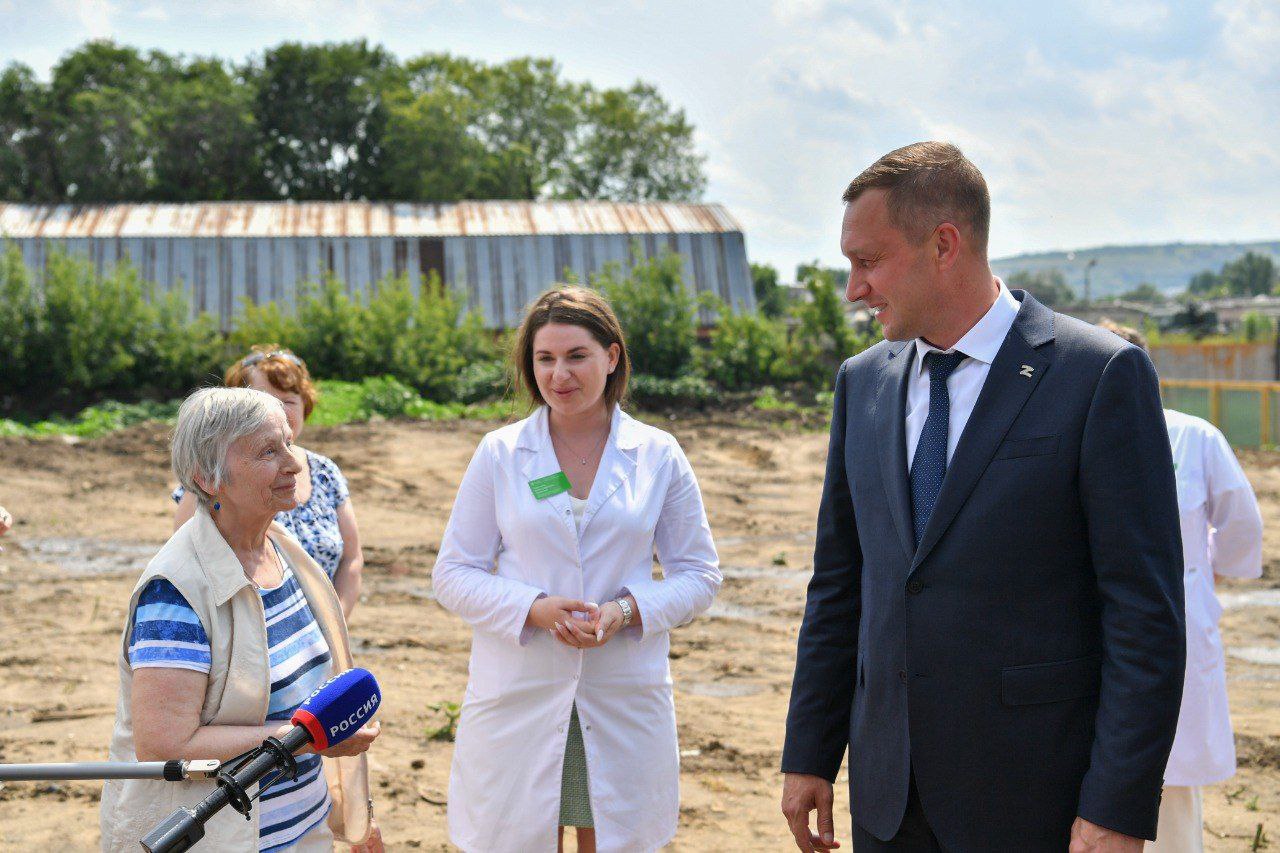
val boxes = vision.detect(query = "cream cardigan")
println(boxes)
[99,506,371,851]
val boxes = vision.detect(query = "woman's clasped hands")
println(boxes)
[526,596,628,649]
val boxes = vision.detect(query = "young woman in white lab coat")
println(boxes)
[433,286,721,853]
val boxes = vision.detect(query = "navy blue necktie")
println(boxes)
[910,350,967,548]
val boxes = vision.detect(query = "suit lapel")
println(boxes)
[580,407,638,538]
[876,341,916,560]
[910,292,1055,573]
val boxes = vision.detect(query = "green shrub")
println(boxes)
[1241,311,1274,342]
[358,375,422,418]
[453,359,509,403]
[703,299,795,391]
[351,273,494,400]
[595,249,698,379]
[0,245,39,400]
[293,276,365,381]
[145,288,224,396]
[752,386,800,413]
[628,372,715,408]
[227,298,304,356]
[0,399,181,439]
[790,273,866,386]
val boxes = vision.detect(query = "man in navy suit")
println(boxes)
[780,142,1185,853]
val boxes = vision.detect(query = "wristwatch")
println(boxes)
[614,597,634,628]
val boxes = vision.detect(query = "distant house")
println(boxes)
[0,200,755,329]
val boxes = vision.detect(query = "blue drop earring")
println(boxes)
[213,500,220,511]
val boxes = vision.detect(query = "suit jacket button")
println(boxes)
[907,580,923,594]
[898,669,908,683]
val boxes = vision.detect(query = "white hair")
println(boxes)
[171,387,286,508]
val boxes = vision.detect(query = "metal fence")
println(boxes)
[1160,379,1280,448]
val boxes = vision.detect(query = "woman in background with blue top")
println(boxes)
[101,387,382,852]
[174,345,365,618]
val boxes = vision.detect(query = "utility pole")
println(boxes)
[1084,258,1098,304]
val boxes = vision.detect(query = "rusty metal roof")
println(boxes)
[0,200,742,239]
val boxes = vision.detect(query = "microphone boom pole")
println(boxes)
[0,760,220,782]
[141,728,310,853]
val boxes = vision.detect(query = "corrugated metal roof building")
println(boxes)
[0,200,754,328]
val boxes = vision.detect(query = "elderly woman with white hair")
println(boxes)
[100,388,384,853]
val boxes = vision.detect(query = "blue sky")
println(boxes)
[3,0,1279,278]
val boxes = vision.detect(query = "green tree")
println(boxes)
[48,41,157,201]
[595,249,698,379]
[750,262,787,318]
[1117,282,1163,302]
[0,64,56,201]
[1219,252,1277,297]
[469,57,579,199]
[147,57,268,201]
[381,57,487,201]
[248,40,396,199]
[1187,269,1222,296]
[1006,268,1075,308]
[559,82,705,201]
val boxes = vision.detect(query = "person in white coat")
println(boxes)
[1099,322,1264,852]
[433,285,722,853]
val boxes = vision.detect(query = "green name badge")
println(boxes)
[529,471,572,500]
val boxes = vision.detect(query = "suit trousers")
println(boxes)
[853,773,943,852]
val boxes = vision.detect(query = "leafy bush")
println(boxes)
[751,386,800,413]
[453,359,509,403]
[628,372,715,408]
[595,249,698,379]
[790,273,866,386]
[229,272,495,401]
[308,377,512,427]
[0,244,222,411]
[1241,311,1274,342]
[702,299,795,391]
[0,399,181,439]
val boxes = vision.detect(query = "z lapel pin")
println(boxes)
[1019,365,1035,378]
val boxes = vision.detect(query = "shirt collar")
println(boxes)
[912,278,1020,376]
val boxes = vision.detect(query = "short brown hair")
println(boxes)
[223,344,319,419]
[513,286,630,410]
[1097,319,1149,352]
[843,141,991,255]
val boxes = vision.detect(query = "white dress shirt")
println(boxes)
[1163,408,1263,786]
[905,280,1021,468]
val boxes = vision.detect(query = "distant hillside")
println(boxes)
[991,241,1280,298]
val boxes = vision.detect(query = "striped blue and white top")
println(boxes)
[128,551,334,852]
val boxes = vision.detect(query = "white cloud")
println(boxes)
[54,0,118,38]
[692,0,1280,270]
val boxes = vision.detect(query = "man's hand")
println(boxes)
[781,772,840,852]
[1069,817,1144,852]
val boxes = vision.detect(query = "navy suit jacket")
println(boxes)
[782,292,1185,851]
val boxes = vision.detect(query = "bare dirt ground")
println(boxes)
[0,417,1276,851]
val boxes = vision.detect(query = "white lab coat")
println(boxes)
[432,405,721,852]
[1164,409,1263,786]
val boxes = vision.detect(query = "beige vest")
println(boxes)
[99,507,372,851]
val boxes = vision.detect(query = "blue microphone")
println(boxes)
[291,667,382,751]
[141,668,381,853]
